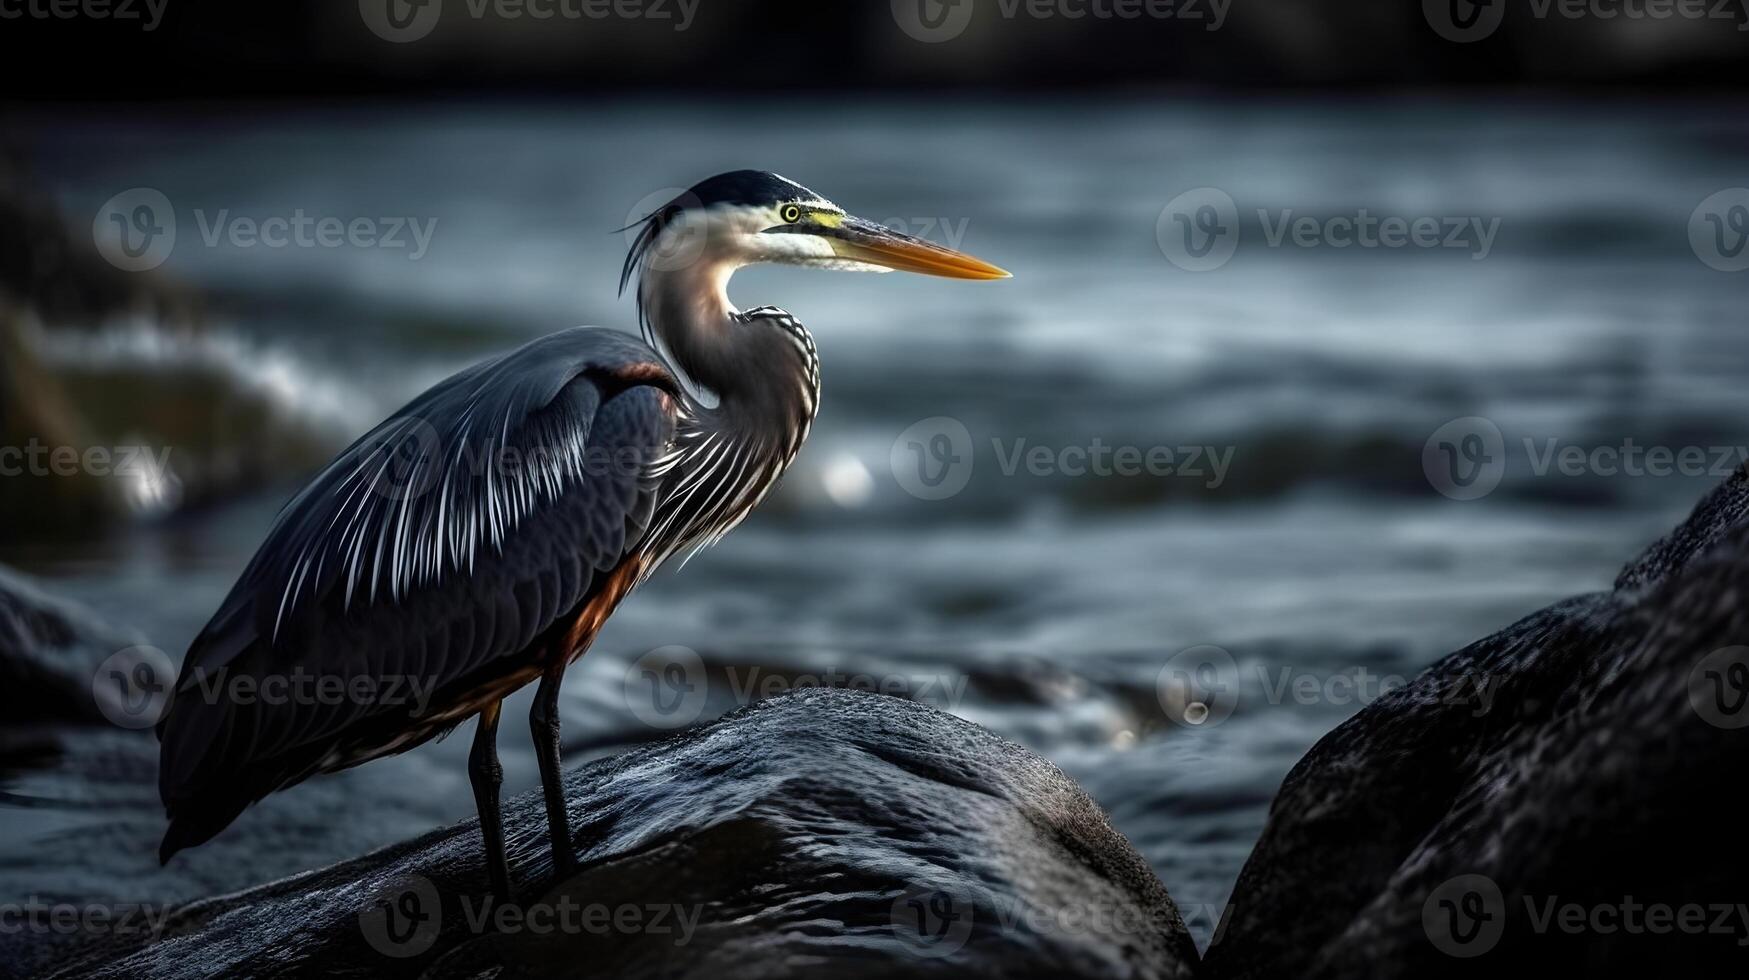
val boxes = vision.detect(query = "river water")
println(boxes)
[3,98,1746,947]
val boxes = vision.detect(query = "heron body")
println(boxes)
[155,171,1007,896]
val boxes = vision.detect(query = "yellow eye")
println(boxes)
[780,204,803,224]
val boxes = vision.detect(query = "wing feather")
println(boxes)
[157,328,677,844]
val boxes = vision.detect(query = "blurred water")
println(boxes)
[4,99,1746,947]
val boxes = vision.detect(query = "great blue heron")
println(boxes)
[155,171,1008,898]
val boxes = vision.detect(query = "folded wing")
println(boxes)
[156,328,678,858]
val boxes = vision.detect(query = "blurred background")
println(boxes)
[2,0,1747,949]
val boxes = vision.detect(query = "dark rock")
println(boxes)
[0,149,198,327]
[0,169,337,541]
[53,689,1200,980]
[0,308,129,534]
[0,563,143,729]
[1204,466,1749,978]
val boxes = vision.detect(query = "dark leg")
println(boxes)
[530,661,577,877]
[469,700,511,900]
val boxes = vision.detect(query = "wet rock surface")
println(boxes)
[45,688,1200,980]
[14,460,1749,978]
[0,563,140,730]
[1203,467,1749,978]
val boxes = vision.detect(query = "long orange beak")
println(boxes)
[825,216,1011,280]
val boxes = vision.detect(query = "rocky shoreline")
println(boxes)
[1204,465,1749,977]
[6,468,1749,976]
[30,689,1202,980]
[0,169,340,539]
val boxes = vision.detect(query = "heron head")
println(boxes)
[620,170,1010,294]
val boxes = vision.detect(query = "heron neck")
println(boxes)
[638,259,816,427]
[640,257,740,394]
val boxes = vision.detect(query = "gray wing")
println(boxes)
[156,328,678,857]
